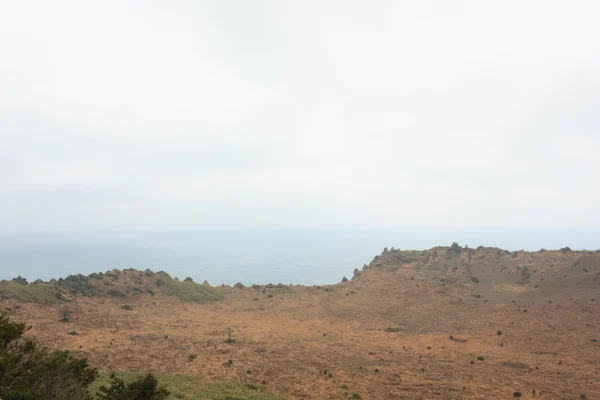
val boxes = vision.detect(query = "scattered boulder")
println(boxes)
[184,277,194,282]
[341,276,348,283]
[234,282,245,289]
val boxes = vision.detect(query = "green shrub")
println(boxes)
[96,373,170,400]
[121,305,134,311]
[0,314,97,399]
[477,356,485,361]
[449,242,462,252]
[513,391,522,397]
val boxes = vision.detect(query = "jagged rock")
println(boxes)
[341,276,348,283]
[184,277,194,282]
[33,279,45,284]
[353,268,361,279]
[12,276,28,285]
[234,282,245,289]
[362,263,368,271]
[202,280,210,286]
[266,283,275,289]
[252,284,262,289]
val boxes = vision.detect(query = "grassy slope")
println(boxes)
[90,372,284,400]
[155,276,224,303]
[0,280,58,303]
[0,270,224,304]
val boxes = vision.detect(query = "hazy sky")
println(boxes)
[1,1,599,233]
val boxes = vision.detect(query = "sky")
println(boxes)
[1,0,599,234]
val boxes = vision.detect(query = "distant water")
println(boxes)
[0,229,598,285]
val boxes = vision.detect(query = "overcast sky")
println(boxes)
[1,0,599,233]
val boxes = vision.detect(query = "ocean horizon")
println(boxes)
[1,229,598,286]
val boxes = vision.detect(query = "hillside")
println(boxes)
[1,245,599,399]
[1,268,224,303]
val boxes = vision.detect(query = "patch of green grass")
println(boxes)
[155,277,224,303]
[89,372,284,400]
[0,281,59,303]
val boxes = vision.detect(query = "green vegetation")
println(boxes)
[513,391,522,397]
[449,242,463,253]
[0,281,58,303]
[155,276,224,303]
[121,305,134,311]
[1,269,225,304]
[93,373,285,400]
[477,356,485,361]
[96,373,170,400]
[0,313,97,399]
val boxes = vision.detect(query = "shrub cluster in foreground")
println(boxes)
[0,314,168,400]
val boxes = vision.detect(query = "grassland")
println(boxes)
[0,280,59,303]
[3,245,600,399]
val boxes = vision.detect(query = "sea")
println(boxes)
[0,229,598,286]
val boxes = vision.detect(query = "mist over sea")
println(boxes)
[0,229,598,285]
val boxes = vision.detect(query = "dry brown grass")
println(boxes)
[3,247,600,399]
